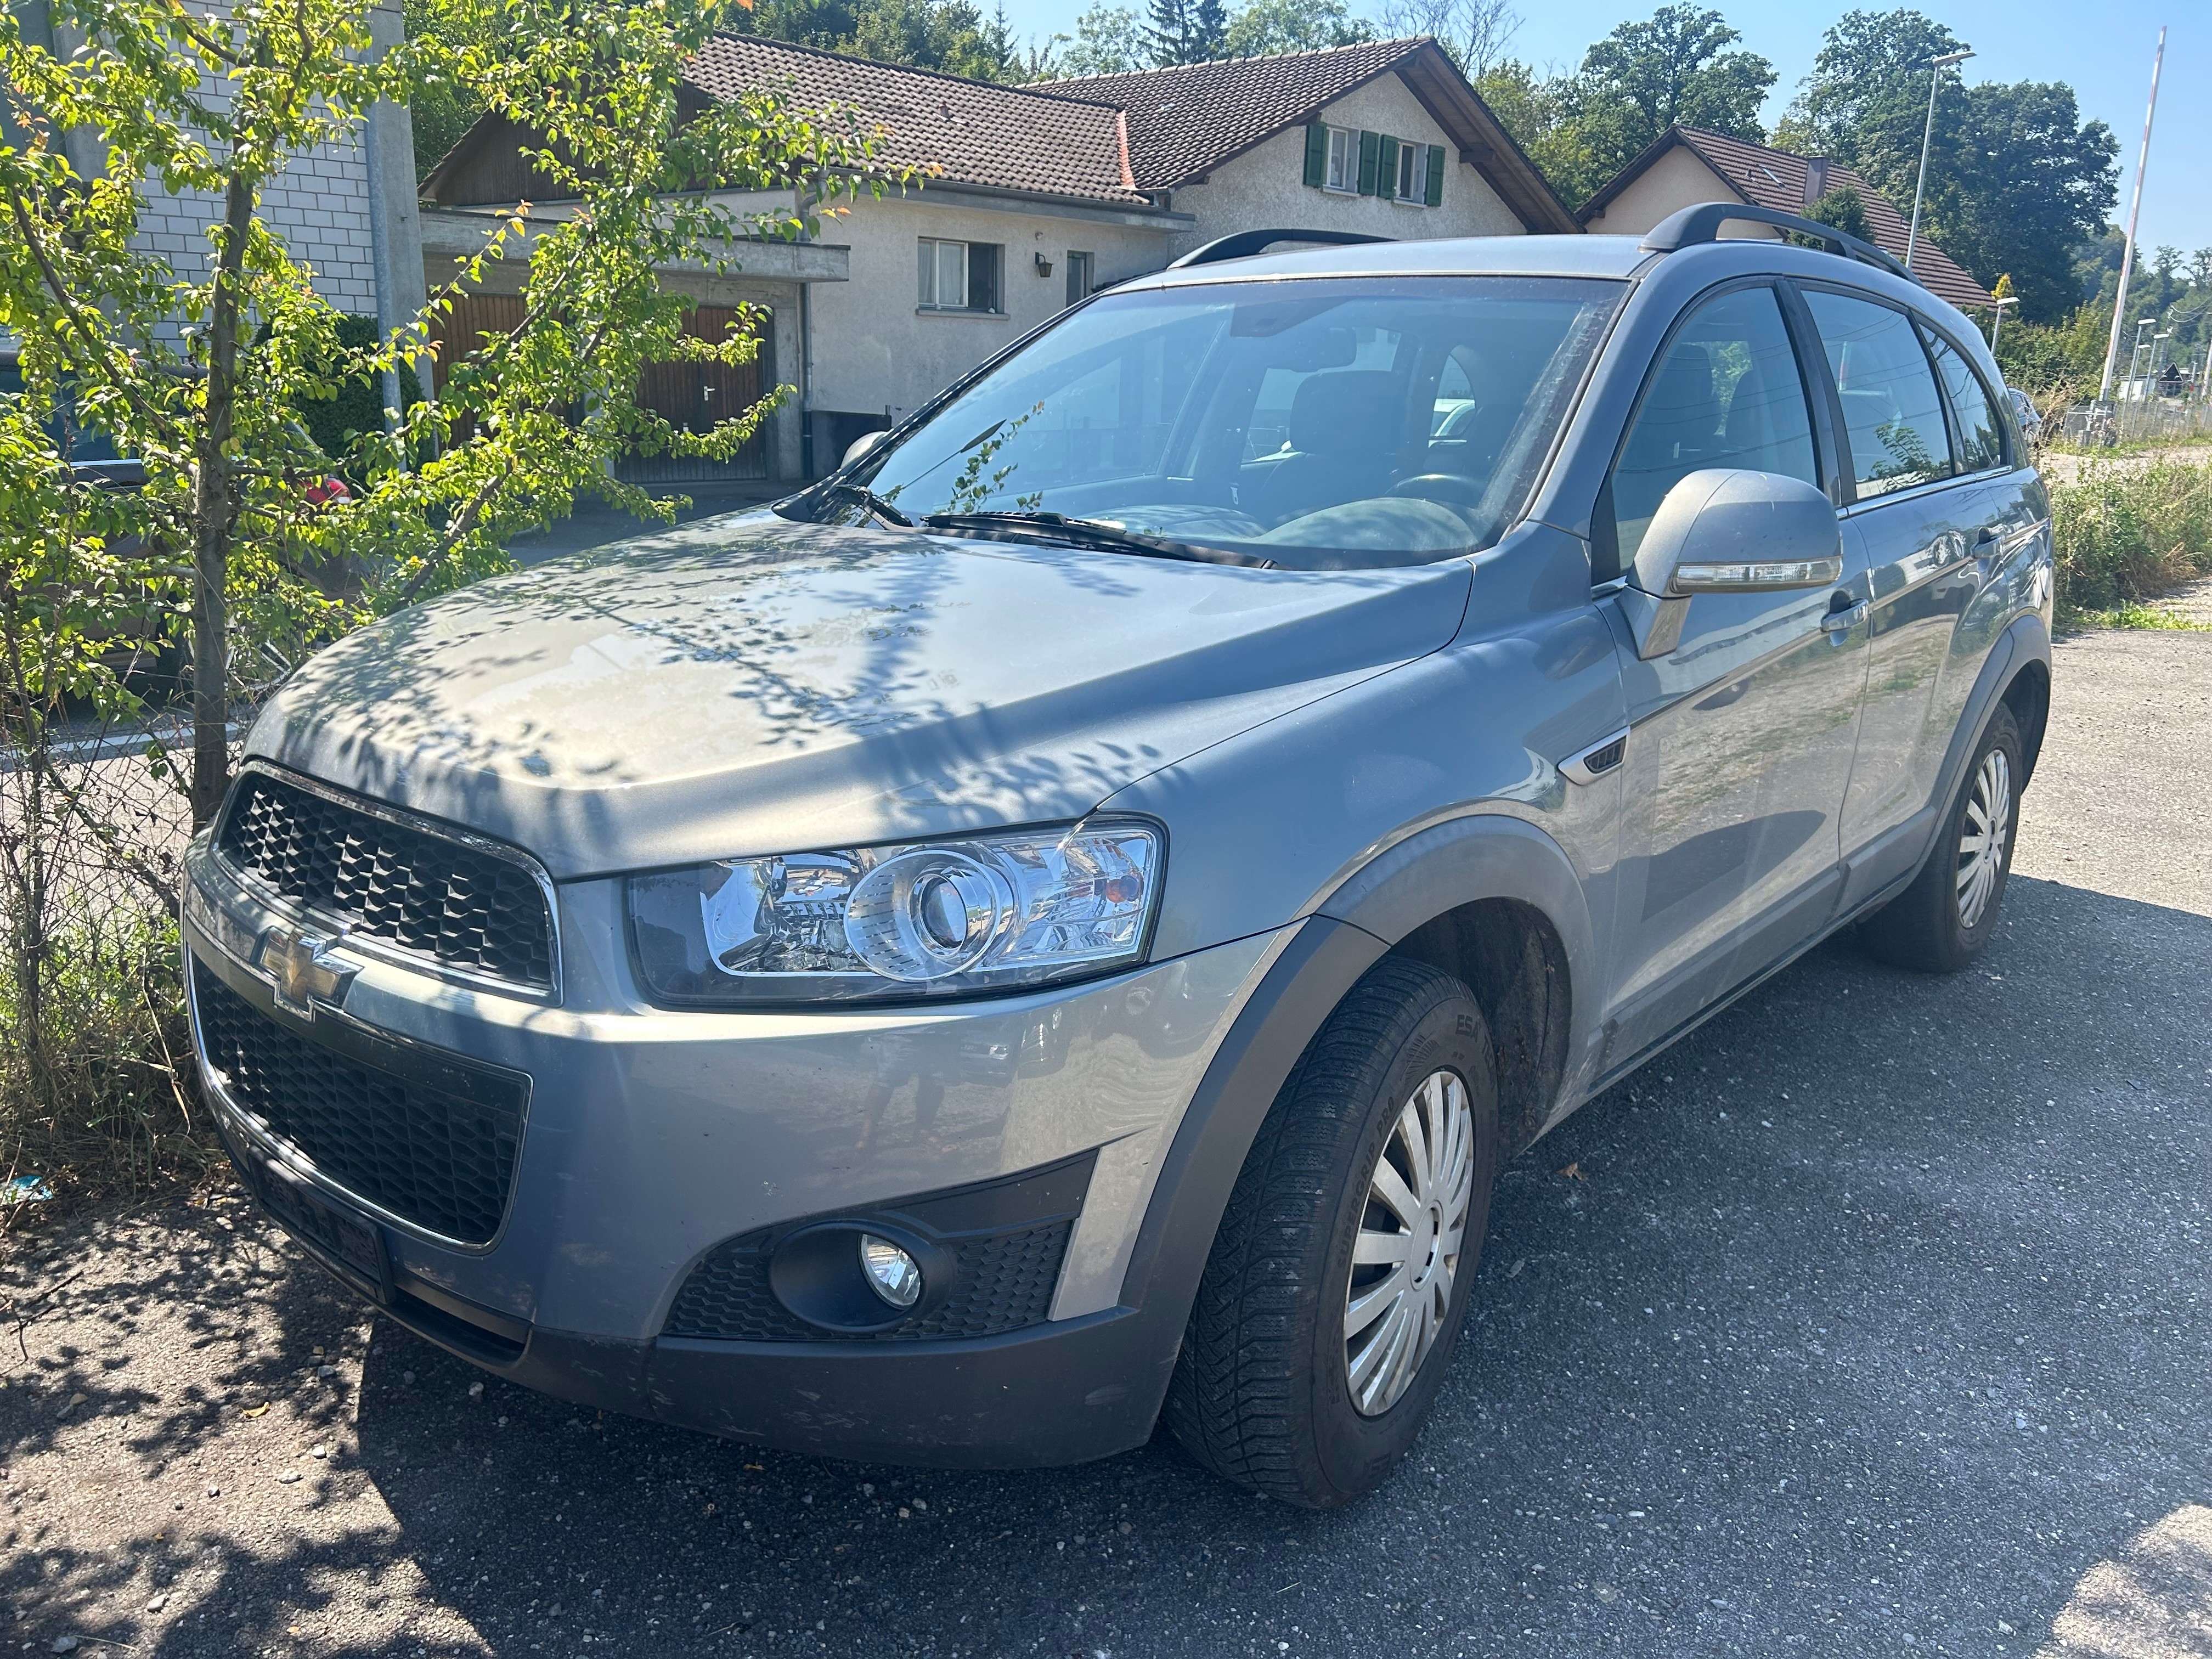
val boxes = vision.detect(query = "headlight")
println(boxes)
[627,820,1163,1005]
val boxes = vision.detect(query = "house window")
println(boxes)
[1325,126,1357,192]
[918,239,1002,312]
[1396,142,1428,204]
[1065,250,1095,308]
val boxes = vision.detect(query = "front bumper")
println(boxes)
[182,833,1280,1465]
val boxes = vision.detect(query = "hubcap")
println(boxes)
[1344,1069,1476,1417]
[1955,747,2013,930]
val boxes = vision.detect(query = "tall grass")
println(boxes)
[2047,458,2212,619]
[0,908,212,1222]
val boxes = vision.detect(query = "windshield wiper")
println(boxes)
[919,511,1274,569]
[810,480,913,528]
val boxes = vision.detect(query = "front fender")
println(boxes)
[1117,815,1607,1337]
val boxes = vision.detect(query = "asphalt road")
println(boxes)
[5,629,2209,1659]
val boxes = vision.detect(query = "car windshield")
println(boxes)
[785,275,1624,571]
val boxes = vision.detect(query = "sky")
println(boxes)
[1009,0,2204,257]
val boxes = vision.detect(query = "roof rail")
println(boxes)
[1167,229,1394,270]
[1638,201,1921,288]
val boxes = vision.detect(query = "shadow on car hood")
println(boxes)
[249,516,1472,878]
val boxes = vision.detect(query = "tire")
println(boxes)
[1859,704,2023,973]
[1163,956,1500,1508]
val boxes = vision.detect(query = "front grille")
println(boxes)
[193,963,527,1245]
[216,770,555,992]
[665,1220,1073,1342]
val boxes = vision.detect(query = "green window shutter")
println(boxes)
[1304,124,1328,188]
[1378,134,1400,197]
[1425,145,1445,207]
[1357,130,1378,196]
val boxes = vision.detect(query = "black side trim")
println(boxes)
[1116,917,1387,1316]
[664,1152,1096,1342]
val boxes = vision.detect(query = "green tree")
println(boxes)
[740,0,1015,78]
[1802,184,1870,243]
[1576,4,1773,150]
[1,0,895,827]
[1776,7,1963,165]
[1477,7,1772,210]
[1224,0,1373,57]
[1475,58,1606,204]
[1782,12,2116,323]
[1037,2,1148,76]
[1146,0,1225,65]
[404,0,489,180]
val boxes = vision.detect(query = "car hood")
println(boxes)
[249,515,1472,878]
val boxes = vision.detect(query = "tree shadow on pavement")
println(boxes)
[5,872,2207,1659]
[342,872,2211,1659]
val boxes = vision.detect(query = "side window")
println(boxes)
[1922,327,2005,475]
[917,239,1001,313]
[1064,250,1094,309]
[1605,284,1820,572]
[1803,291,1953,498]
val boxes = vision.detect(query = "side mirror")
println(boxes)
[1618,469,1842,659]
[840,428,889,470]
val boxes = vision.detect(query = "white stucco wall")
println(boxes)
[804,191,1175,419]
[1582,144,1779,239]
[1166,75,1526,259]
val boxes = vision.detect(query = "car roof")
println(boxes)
[1130,233,1651,290]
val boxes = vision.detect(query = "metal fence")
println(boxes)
[2061,398,2212,447]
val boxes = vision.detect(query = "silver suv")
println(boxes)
[184,206,2052,1508]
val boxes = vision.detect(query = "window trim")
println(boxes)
[1323,125,1358,194]
[1590,276,1832,585]
[918,236,967,311]
[1395,140,1424,204]
[1916,317,2013,478]
[918,236,1004,314]
[1791,279,1968,506]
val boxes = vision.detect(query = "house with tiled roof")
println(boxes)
[1579,126,1994,314]
[420,35,1578,481]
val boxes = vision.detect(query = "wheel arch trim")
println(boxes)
[1116,814,1599,1322]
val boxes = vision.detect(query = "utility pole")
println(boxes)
[1906,49,1974,272]
[2098,26,2167,403]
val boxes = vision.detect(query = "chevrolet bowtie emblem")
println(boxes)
[259,925,358,1020]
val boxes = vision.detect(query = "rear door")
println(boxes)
[1796,287,2038,904]
[1598,281,1870,1063]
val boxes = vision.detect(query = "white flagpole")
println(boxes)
[2098,27,2167,404]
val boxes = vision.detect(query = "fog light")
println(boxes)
[859,1233,922,1308]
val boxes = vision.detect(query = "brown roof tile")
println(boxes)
[684,34,1151,206]
[1046,38,1433,189]
[1603,126,1994,311]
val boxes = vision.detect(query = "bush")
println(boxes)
[0,907,213,1218]
[2048,458,2212,616]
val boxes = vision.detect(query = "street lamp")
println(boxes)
[1906,48,1976,272]
[1988,294,2019,357]
[2127,317,2155,393]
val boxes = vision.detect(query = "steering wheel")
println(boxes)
[1385,473,1488,516]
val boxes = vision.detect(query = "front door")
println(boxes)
[1598,282,1870,1064]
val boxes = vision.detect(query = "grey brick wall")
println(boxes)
[128,13,381,317]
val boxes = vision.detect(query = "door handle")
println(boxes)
[1822,598,1870,638]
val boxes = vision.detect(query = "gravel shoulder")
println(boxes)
[5,630,2209,1659]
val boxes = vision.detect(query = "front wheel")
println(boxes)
[1163,957,1500,1508]
[1859,704,2023,973]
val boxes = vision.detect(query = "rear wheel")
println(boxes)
[1163,957,1500,1508]
[1860,704,2022,973]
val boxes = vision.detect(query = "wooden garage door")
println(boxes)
[623,304,771,483]
[430,296,771,481]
